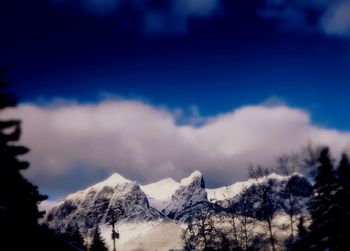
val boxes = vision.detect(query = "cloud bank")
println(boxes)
[3,99,350,196]
[52,0,350,37]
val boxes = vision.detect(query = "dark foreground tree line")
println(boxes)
[183,146,350,250]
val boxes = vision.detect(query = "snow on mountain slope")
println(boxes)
[100,220,184,251]
[163,170,209,222]
[207,173,296,201]
[92,172,132,189]
[180,170,202,186]
[141,178,180,211]
[64,172,133,201]
[141,178,180,201]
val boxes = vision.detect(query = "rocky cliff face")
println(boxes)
[45,173,163,233]
[163,171,211,222]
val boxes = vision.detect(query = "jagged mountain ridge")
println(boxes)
[163,171,210,222]
[44,171,312,233]
[45,174,163,233]
[209,173,313,219]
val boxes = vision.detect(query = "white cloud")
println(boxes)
[321,0,350,37]
[3,99,350,196]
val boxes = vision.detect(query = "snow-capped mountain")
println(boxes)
[45,173,162,233]
[44,170,312,237]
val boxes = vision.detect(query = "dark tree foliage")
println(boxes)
[64,224,86,250]
[0,72,45,249]
[294,147,350,251]
[183,205,218,251]
[0,72,77,251]
[221,185,258,251]
[306,148,338,250]
[183,203,238,251]
[90,226,108,251]
[331,153,350,250]
[337,154,350,188]
[296,216,307,241]
[290,216,308,251]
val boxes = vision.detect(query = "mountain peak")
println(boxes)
[164,170,208,221]
[180,170,203,187]
[141,178,180,201]
[92,172,132,189]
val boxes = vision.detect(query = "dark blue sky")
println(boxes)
[1,0,350,130]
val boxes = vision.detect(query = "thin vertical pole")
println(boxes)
[112,222,116,251]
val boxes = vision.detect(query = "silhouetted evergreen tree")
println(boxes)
[0,71,77,250]
[64,224,86,250]
[331,153,350,250]
[292,149,350,250]
[90,226,108,251]
[305,147,338,250]
[0,71,47,249]
[297,216,307,240]
[337,154,350,187]
[290,216,308,251]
